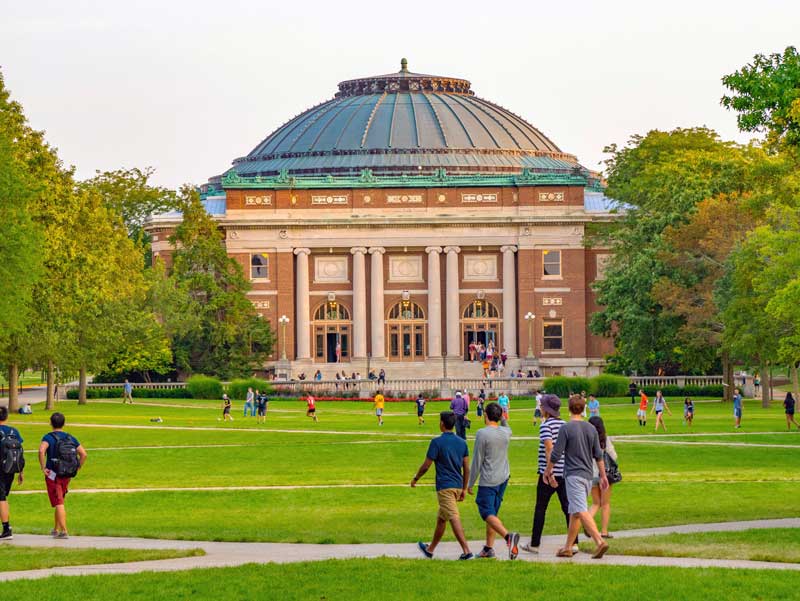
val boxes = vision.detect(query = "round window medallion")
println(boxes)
[438,194,446,202]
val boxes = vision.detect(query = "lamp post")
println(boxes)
[524,312,536,359]
[278,315,290,361]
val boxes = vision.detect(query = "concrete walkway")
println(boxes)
[1,518,798,581]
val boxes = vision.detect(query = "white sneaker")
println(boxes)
[520,543,539,554]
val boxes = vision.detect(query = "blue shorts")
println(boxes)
[734,407,742,418]
[475,479,508,520]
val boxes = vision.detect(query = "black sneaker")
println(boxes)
[506,532,520,560]
[417,541,433,558]
[0,530,12,541]
[458,552,474,560]
[476,546,495,558]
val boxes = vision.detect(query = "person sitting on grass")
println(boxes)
[306,393,318,423]
[467,402,520,560]
[412,411,473,561]
[544,394,609,559]
[38,412,87,539]
[374,390,385,426]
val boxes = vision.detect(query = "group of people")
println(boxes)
[221,387,270,423]
[412,392,615,560]
[0,408,87,541]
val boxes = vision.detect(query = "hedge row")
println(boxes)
[541,375,723,399]
[66,387,188,400]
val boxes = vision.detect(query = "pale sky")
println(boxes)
[1,0,796,188]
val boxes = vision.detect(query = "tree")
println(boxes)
[722,46,800,150]
[155,187,273,379]
[589,128,758,374]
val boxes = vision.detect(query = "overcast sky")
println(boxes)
[1,0,796,188]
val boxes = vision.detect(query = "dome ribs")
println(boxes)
[307,94,361,151]
[246,99,335,157]
[284,99,340,153]
[432,92,475,148]
[456,95,523,150]
[419,92,448,147]
[448,93,503,148]
[361,92,387,148]
[471,96,560,152]
[387,91,401,148]
[408,92,421,147]
[332,94,374,150]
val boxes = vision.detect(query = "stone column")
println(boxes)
[294,248,311,359]
[351,247,368,359]
[369,247,386,358]
[425,246,443,357]
[501,245,518,357]
[444,246,461,357]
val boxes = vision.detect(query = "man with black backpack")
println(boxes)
[0,406,25,540]
[38,412,87,539]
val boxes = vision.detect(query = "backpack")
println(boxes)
[0,429,25,475]
[51,432,80,478]
[604,450,622,484]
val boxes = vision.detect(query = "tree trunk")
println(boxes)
[760,360,770,408]
[78,366,88,405]
[7,363,20,413]
[721,352,733,402]
[767,362,774,408]
[46,360,56,410]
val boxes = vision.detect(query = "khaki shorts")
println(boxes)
[436,488,462,521]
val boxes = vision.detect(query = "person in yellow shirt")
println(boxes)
[374,391,385,426]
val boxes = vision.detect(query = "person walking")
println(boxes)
[733,388,743,429]
[306,393,318,423]
[38,413,87,539]
[637,390,648,427]
[467,402,520,560]
[629,381,637,404]
[497,392,510,421]
[684,398,694,428]
[412,411,473,561]
[587,416,617,539]
[244,387,255,417]
[533,391,543,427]
[544,395,609,559]
[476,390,486,418]
[587,394,600,418]
[415,393,426,425]
[0,407,25,540]
[256,390,268,424]
[374,390,385,426]
[450,392,469,440]
[221,394,233,422]
[122,379,134,404]
[650,390,671,432]
[754,373,760,397]
[783,392,800,430]
[521,395,577,555]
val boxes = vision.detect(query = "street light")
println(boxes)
[278,315,290,361]
[524,312,536,359]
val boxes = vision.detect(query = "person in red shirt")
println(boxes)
[637,390,648,427]
[306,394,318,423]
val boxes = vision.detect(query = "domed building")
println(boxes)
[150,60,617,378]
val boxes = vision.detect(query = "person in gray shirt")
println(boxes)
[545,394,609,559]
[467,402,520,560]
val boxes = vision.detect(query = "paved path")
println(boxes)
[0,518,798,581]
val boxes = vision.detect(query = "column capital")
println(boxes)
[350,246,368,255]
[293,247,311,256]
[425,246,443,255]
[368,246,386,255]
[500,245,518,254]
[443,246,461,255]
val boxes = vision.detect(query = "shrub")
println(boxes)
[542,376,591,398]
[65,386,190,400]
[185,375,223,399]
[590,374,631,397]
[227,378,272,400]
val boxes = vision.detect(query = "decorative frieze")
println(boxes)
[539,191,564,202]
[311,195,348,205]
[462,193,497,203]
[245,194,272,206]
[252,300,271,309]
[314,256,349,283]
[463,255,498,281]
[387,194,423,204]
[542,297,563,306]
[388,256,423,282]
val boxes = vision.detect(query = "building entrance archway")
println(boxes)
[462,299,501,361]
[386,300,426,361]
[312,300,351,363]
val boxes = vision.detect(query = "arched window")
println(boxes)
[463,299,499,319]
[314,301,351,321]
[388,301,425,320]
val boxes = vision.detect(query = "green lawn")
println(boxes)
[0,545,204,572]
[581,528,800,564]
[1,559,799,601]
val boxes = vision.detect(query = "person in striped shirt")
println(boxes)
[521,394,577,554]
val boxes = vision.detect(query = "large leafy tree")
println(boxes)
[155,187,273,379]
[590,128,757,374]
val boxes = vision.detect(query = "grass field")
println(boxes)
[2,559,800,601]
[0,394,797,596]
[0,546,204,572]
[580,528,800,564]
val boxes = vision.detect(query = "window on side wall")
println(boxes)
[543,320,564,350]
[542,250,561,278]
[251,253,269,279]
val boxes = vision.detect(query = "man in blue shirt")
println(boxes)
[411,411,473,560]
[38,412,87,539]
[122,379,133,404]
[733,388,743,429]
[0,407,25,540]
